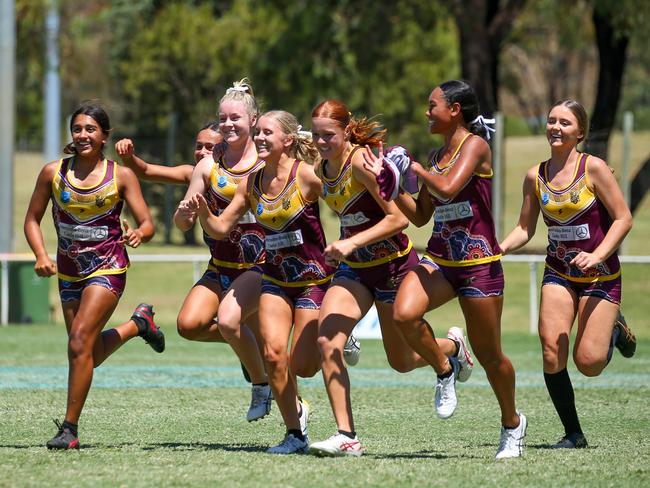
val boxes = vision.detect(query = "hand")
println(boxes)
[570,251,602,273]
[324,239,357,265]
[212,141,228,160]
[122,219,143,248]
[189,193,210,219]
[410,161,425,176]
[176,198,197,219]
[115,138,134,159]
[361,142,384,176]
[34,255,57,277]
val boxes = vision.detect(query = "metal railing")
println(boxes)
[2,253,649,332]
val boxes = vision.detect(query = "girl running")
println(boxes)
[187,110,331,454]
[307,100,467,457]
[24,103,165,449]
[116,120,269,420]
[172,79,270,422]
[500,99,635,449]
[365,80,525,459]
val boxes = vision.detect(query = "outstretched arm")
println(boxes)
[192,177,250,240]
[115,138,194,185]
[500,165,540,255]
[173,156,212,231]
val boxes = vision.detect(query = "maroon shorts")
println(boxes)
[542,266,621,305]
[332,249,419,303]
[419,256,504,297]
[59,273,127,302]
[261,279,329,310]
[197,264,263,296]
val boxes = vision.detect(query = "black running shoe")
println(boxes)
[46,419,79,450]
[131,303,165,353]
[552,432,587,449]
[614,312,636,358]
[240,362,252,383]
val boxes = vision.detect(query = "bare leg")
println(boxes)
[317,280,373,433]
[574,296,619,376]
[176,281,225,342]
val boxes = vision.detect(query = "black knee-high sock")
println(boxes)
[544,368,582,436]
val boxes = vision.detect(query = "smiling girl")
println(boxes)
[500,99,635,449]
[24,103,164,449]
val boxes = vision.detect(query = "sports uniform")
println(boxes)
[250,159,334,309]
[317,146,417,303]
[201,156,266,292]
[536,153,621,304]
[51,157,128,301]
[420,134,504,297]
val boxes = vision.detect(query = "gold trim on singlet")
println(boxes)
[423,251,502,268]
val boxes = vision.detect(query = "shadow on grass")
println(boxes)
[142,441,267,453]
[367,450,483,460]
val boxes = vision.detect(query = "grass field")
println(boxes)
[0,327,648,487]
[3,134,649,486]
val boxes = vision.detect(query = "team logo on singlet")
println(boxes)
[282,199,291,210]
[61,191,71,203]
[95,195,106,208]
[541,193,550,206]
[570,190,580,204]
[218,175,227,188]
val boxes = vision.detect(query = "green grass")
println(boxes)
[0,326,649,487]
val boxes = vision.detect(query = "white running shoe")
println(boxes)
[495,412,527,460]
[447,326,474,383]
[343,334,361,366]
[434,356,459,419]
[266,433,308,455]
[246,384,272,422]
[309,432,363,457]
[299,398,310,439]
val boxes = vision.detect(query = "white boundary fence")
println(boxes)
[2,253,649,334]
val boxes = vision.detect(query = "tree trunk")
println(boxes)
[584,9,629,160]
[449,0,526,116]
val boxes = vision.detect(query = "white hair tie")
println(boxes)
[296,125,311,138]
[471,115,496,140]
[226,86,249,94]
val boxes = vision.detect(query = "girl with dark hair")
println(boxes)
[308,100,468,457]
[115,120,269,420]
[500,99,635,449]
[188,110,330,454]
[172,79,272,422]
[365,80,525,459]
[24,103,165,449]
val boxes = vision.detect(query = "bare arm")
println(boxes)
[500,166,540,255]
[570,157,633,271]
[324,153,408,264]
[115,138,194,185]
[24,162,58,277]
[191,177,250,240]
[174,156,212,231]
[412,136,489,200]
[118,166,155,247]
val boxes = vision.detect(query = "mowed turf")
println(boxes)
[1,326,648,487]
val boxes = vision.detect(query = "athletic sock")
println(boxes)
[287,429,304,442]
[606,326,620,364]
[252,382,269,387]
[437,365,453,379]
[132,316,147,336]
[62,420,78,437]
[544,368,582,436]
[338,429,356,439]
[451,339,461,357]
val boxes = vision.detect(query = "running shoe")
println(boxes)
[447,326,474,382]
[434,356,459,419]
[495,412,527,459]
[131,303,165,353]
[46,419,79,450]
[246,384,272,422]
[266,433,308,455]
[343,334,361,366]
[552,432,588,449]
[309,432,363,457]
[614,312,636,358]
